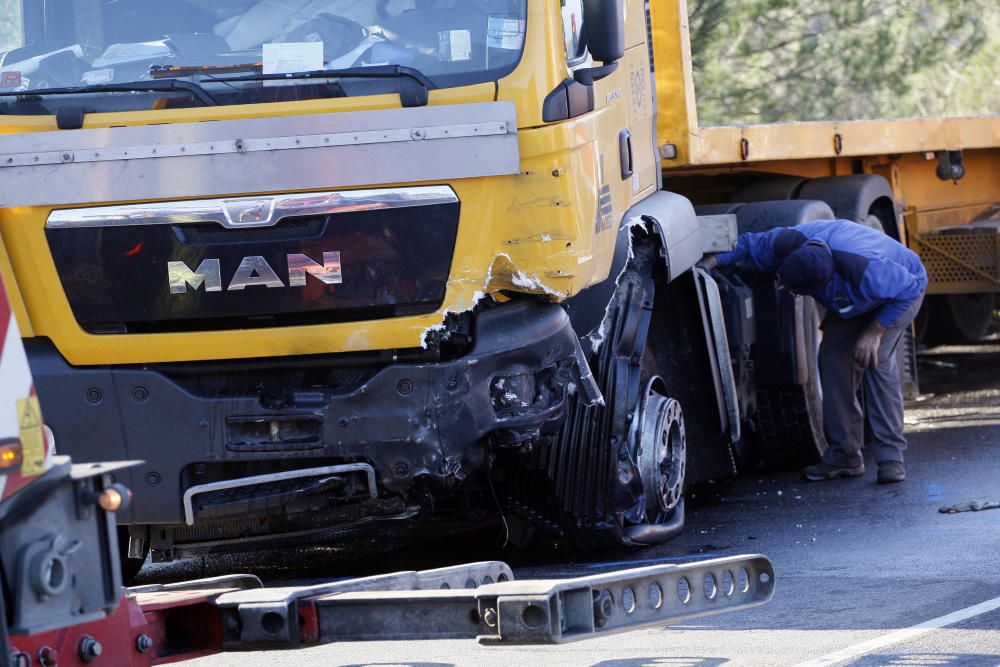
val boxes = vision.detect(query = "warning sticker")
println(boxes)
[1,71,22,89]
[17,396,45,476]
[438,30,472,62]
[487,16,526,51]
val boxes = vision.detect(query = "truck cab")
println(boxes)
[0,1,731,572]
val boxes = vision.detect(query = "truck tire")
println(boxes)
[922,293,996,345]
[560,235,687,549]
[500,231,692,551]
[797,175,901,240]
[730,176,807,202]
[755,300,826,468]
[731,201,833,470]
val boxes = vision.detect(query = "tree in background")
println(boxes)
[689,0,1000,125]
[0,0,21,54]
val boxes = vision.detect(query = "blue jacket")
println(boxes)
[715,219,928,328]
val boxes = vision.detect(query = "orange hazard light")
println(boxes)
[0,443,23,470]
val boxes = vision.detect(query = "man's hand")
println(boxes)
[855,321,888,368]
[697,255,719,270]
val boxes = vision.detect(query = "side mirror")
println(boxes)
[582,0,625,64]
[576,0,625,84]
[543,0,626,120]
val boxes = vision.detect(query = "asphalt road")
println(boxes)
[172,341,1000,667]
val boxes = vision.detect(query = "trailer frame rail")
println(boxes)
[8,555,773,664]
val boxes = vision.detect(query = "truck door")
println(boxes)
[561,0,658,215]
[622,0,658,202]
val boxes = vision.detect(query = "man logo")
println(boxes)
[168,252,343,294]
[221,198,277,227]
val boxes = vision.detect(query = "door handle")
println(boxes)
[619,129,633,180]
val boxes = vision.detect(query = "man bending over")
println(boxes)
[701,219,927,484]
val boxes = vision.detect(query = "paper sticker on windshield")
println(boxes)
[1,71,21,89]
[438,30,472,62]
[263,42,324,75]
[487,16,526,50]
[82,69,114,85]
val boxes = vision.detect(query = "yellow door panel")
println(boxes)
[625,44,658,202]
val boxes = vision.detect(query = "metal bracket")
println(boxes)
[20,555,772,659]
[181,463,377,526]
[206,556,771,648]
[215,561,514,648]
[694,267,742,443]
[127,574,263,596]
[313,554,774,645]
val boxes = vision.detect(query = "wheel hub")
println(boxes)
[636,379,686,519]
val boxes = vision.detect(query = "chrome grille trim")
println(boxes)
[46,185,458,230]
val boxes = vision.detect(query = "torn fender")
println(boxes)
[563,190,702,343]
[626,190,703,282]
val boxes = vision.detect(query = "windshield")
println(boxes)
[0,0,526,113]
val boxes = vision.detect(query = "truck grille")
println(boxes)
[45,187,460,333]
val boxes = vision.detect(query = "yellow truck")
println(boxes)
[0,0,995,576]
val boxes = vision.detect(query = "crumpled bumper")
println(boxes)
[29,300,599,526]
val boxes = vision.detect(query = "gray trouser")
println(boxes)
[818,297,923,468]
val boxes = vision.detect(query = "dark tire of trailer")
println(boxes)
[713,200,835,470]
[919,293,996,346]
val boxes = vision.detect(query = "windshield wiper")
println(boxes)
[204,65,435,107]
[0,78,218,107]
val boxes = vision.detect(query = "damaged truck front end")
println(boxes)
[9,89,613,563]
[29,297,598,562]
[2,0,737,570]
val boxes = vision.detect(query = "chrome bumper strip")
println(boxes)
[47,185,458,229]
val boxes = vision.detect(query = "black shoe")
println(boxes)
[877,461,906,484]
[800,462,865,482]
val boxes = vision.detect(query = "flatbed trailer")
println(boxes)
[6,556,774,664]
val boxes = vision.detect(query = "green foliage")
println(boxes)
[689,0,1000,125]
[0,0,22,53]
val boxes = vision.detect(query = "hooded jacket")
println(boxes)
[714,219,928,328]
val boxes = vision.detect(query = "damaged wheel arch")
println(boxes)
[498,207,710,549]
